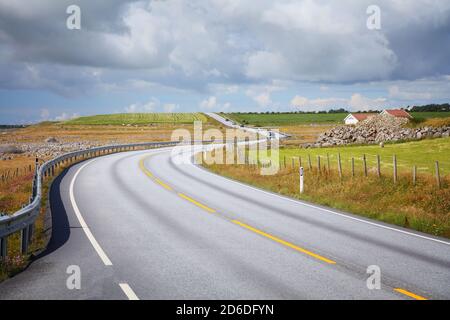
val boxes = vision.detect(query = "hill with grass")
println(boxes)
[65,113,208,125]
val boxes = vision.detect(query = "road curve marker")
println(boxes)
[232,220,336,265]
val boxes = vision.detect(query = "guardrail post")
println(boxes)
[21,227,29,254]
[28,224,34,243]
[1,236,7,259]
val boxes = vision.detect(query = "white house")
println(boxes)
[344,113,377,125]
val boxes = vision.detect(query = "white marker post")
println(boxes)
[299,166,304,194]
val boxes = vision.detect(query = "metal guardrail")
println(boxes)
[0,140,183,259]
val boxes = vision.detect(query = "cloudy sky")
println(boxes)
[0,0,449,123]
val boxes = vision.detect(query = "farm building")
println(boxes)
[380,109,413,119]
[344,113,377,125]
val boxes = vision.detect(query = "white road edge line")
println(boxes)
[189,150,450,246]
[119,283,140,300]
[69,159,114,266]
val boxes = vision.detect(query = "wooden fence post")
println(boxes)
[435,161,441,189]
[393,155,397,184]
[377,155,381,178]
[350,157,354,177]
[338,153,342,179]
[363,154,367,177]
[317,155,321,174]
[308,154,312,171]
[413,165,417,186]
[327,153,330,172]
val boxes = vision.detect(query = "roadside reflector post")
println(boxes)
[299,166,304,194]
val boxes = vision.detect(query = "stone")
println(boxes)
[45,137,58,143]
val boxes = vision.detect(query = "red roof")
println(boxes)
[383,109,412,118]
[350,113,377,121]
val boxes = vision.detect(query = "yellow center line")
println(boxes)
[139,158,154,178]
[232,220,337,265]
[178,193,216,213]
[155,178,173,191]
[394,288,427,300]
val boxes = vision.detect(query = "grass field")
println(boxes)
[66,113,208,125]
[223,113,346,126]
[278,137,450,176]
[223,111,450,127]
[411,112,450,121]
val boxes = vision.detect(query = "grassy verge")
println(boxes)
[203,161,450,238]
[279,137,450,176]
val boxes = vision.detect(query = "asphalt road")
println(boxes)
[0,143,449,300]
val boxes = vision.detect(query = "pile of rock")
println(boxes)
[0,138,102,160]
[306,114,450,148]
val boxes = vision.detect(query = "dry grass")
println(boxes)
[278,124,334,146]
[0,160,69,281]
[204,161,450,238]
[422,116,450,128]
[0,122,221,145]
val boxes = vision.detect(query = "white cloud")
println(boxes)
[388,85,432,100]
[253,93,272,107]
[124,98,158,113]
[291,93,388,111]
[54,112,79,121]
[349,94,387,111]
[200,96,218,109]
[40,108,50,120]
[199,96,231,111]
[163,103,179,113]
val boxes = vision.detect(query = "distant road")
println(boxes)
[0,121,449,299]
[205,112,289,139]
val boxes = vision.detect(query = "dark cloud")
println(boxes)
[0,0,449,95]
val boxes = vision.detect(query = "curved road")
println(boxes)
[0,145,449,300]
